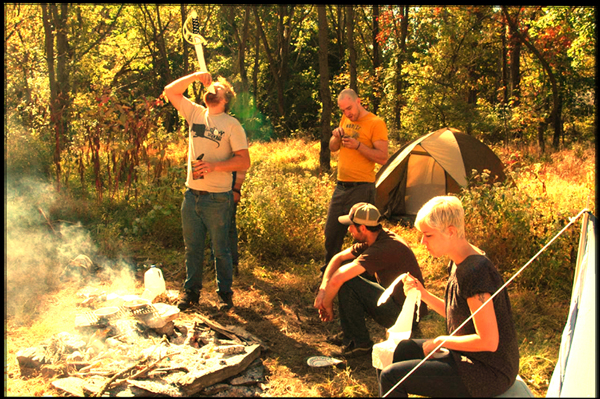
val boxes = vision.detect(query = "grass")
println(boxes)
[5,138,595,397]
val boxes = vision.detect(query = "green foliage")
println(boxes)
[4,3,596,285]
[236,139,334,266]
[5,122,55,179]
[123,164,187,248]
[238,171,332,264]
[460,164,584,299]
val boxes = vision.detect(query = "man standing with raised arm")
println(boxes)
[163,71,250,311]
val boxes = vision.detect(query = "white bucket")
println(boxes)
[141,265,166,302]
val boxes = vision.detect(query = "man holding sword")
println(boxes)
[163,71,250,311]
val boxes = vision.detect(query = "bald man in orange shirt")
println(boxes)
[322,88,389,274]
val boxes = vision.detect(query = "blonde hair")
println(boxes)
[415,196,465,239]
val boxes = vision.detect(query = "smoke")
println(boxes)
[5,176,138,322]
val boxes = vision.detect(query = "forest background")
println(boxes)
[4,4,596,397]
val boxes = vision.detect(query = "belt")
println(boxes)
[337,181,371,188]
[190,188,210,196]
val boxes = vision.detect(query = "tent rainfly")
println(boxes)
[546,212,596,397]
[375,127,506,222]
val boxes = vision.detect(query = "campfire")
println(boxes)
[15,258,269,397]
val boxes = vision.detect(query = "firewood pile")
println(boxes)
[16,291,270,397]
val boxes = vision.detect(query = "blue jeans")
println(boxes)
[379,339,470,397]
[181,189,234,295]
[209,202,239,268]
[338,275,401,345]
[324,183,375,269]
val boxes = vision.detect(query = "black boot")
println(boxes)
[217,291,234,311]
[177,290,199,311]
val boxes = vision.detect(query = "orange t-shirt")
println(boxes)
[337,112,388,182]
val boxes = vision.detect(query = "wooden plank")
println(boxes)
[51,377,87,397]
[196,314,243,344]
[225,325,270,351]
[178,344,262,396]
[52,375,153,397]
[127,378,184,396]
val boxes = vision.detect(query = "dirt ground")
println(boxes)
[5,261,394,397]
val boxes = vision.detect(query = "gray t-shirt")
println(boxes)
[179,96,248,193]
[445,255,519,397]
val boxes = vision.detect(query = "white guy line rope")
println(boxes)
[382,208,590,397]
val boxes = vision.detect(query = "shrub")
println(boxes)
[238,170,332,265]
[460,156,590,299]
[237,139,334,267]
[123,165,187,249]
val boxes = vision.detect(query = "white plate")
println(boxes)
[307,356,344,367]
[431,348,450,359]
[94,306,119,317]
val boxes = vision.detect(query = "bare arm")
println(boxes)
[163,71,212,112]
[194,149,251,178]
[329,127,343,152]
[330,131,389,166]
[232,170,246,203]
[356,139,388,165]
[314,248,364,322]
[404,272,445,317]
[424,292,500,355]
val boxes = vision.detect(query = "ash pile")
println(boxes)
[16,285,269,397]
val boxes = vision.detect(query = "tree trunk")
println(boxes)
[371,5,381,113]
[500,15,508,103]
[41,4,63,190]
[181,5,189,76]
[346,5,357,93]
[317,5,331,172]
[508,18,521,105]
[240,6,250,91]
[252,25,260,108]
[154,5,172,87]
[229,5,250,92]
[502,6,562,150]
[138,5,172,90]
[254,7,285,118]
[393,6,409,132]
[336,6,344,63]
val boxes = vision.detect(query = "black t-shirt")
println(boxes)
[352,228,428,319]
[445,255,520,397]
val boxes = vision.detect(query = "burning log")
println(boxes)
[62,254,98,283]
[37,206,62,237]
[40,301,267,397]
[167,343,262,396]
[229,358,266,386]
[16,347,51,370]
[225,324,270,352]
[127,378,185,397]
[195,314,244,344]
[92,355,149,397]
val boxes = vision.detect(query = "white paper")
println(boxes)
[372,288,421,369]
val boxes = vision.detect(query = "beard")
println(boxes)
[204,91,221,107]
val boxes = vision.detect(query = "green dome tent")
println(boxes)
[375,127,506,222]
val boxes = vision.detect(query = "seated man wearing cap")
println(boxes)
[314,202,428,358]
